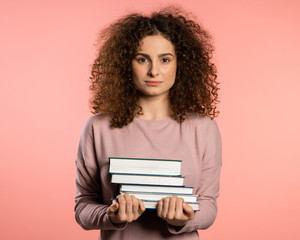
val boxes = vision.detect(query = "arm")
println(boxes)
[167,119,222,234]
[74,117,127,230]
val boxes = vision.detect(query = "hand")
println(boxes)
[157,196,194,227]
[108,193,145,224]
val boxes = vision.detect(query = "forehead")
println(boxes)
[137,35,175,52]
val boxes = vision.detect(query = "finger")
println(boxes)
[138,199,146,214]
[131,195,139,219]
[124,194,133,222]
[183,202,195,220]
[167,196,177,219]
[175,197,184,220]
[157,199,163,217]
[161,197,170,218]
[116,194,126,217]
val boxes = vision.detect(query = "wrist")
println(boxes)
[104,212,128,230]
[108,214,127,226]
[167,219,187,227]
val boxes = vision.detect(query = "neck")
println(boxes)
[135,94,172,120]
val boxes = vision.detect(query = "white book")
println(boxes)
[109,157,182,176]
[120,184,194,195]
[111,173,184,186]
[120,191,198,202]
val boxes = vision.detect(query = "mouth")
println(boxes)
[145,81,162,86]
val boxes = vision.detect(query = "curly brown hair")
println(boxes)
[89,5,220,128]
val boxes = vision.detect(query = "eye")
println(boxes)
[161,58,171,63]
[137,58,149,63]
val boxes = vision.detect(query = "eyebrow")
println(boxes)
[135,53,175,58]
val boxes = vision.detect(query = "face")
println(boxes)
[131,35,177,99]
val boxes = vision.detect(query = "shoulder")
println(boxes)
[83,113,110,127]
[80,113,111,136]
[185,112,216,128]
[184,112,221,137]
[185,113,222,154]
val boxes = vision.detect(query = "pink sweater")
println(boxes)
[74,113,222,240]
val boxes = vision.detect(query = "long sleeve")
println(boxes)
[168,119,222,234]
[74,117,127,230]
[74,114,221,239]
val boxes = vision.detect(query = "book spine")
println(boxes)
[120,191,197,202]
[120,190,195,196]
[108,171,181,177]
[109,157,182,162]
[111,173,184,177]
[111,174,184,186]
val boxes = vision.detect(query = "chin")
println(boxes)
[139,90,169,98]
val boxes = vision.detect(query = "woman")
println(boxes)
[74,6,222,240]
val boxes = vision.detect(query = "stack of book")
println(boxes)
[109,157,199,210]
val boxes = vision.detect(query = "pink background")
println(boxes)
[1,0,299,239]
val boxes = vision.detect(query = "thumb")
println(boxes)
[109,202,119,213]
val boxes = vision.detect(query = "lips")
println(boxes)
[145,81,162,86]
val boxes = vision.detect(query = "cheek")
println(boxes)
[172,65,177,77]
[165,64,177,79]
[132,65,145,79]
[131,67,143,88]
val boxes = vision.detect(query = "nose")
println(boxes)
[147,61,159,77]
